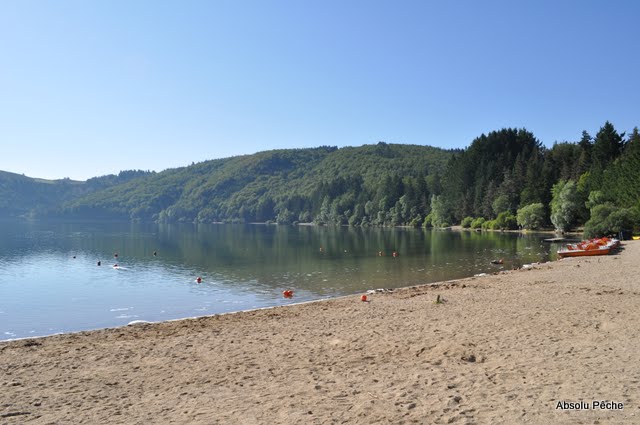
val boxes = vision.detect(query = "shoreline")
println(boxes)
[0,221,567,344]
[2,242,639,423]
[0,295,344,344]
[0,261,548,345]
[8,215,586,236]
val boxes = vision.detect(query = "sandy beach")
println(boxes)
[2,242,639,424]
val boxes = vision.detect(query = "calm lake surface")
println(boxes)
[0,220,559,340]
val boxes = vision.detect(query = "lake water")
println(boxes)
[0,220,558,340]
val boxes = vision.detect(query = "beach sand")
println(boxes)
[2,242,639,424]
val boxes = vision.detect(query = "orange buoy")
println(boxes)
[196,277,202,284]
[283,290,293,298]
[361,294,368,302]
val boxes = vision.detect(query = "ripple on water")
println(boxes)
[115,314,139,319]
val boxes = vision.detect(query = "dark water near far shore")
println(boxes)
[0,220,558,340]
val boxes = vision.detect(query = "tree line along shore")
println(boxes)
[1,122,638,239]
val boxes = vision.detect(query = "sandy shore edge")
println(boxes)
[2,242,639,424]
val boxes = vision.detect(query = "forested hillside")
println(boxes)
[3,123,639,237]
[436,123,640,237]
[0,170,152,218]
[63,144,454,225]
[0,171,82,217]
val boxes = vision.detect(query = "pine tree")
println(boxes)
[592,121,624,171]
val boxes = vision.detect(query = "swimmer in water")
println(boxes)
[97,260,101,266]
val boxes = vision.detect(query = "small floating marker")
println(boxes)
[360,294,368,302]
[283,290,293,298]
[196,277,202,284]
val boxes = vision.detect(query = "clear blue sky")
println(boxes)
[1,0,638,180]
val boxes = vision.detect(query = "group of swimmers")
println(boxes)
[88,250,158,268]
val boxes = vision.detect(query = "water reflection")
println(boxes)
[0,220,556,340]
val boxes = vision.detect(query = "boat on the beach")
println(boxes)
[557,237,619,258]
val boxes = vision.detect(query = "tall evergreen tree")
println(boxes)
[592,121,624,171]
[576,130,593,176]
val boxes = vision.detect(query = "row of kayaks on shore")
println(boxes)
[557,237,620,258]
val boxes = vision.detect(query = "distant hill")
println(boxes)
[0,170,82,217]
[0,170,152,218]
[4,124,638,236]
[61,143,454,224]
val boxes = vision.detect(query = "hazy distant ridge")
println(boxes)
[0,143,453,223]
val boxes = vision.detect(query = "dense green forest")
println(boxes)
[2,122,639,237]
[440,123,640,237]
[0,169,151,217]
[63,143,453,225]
